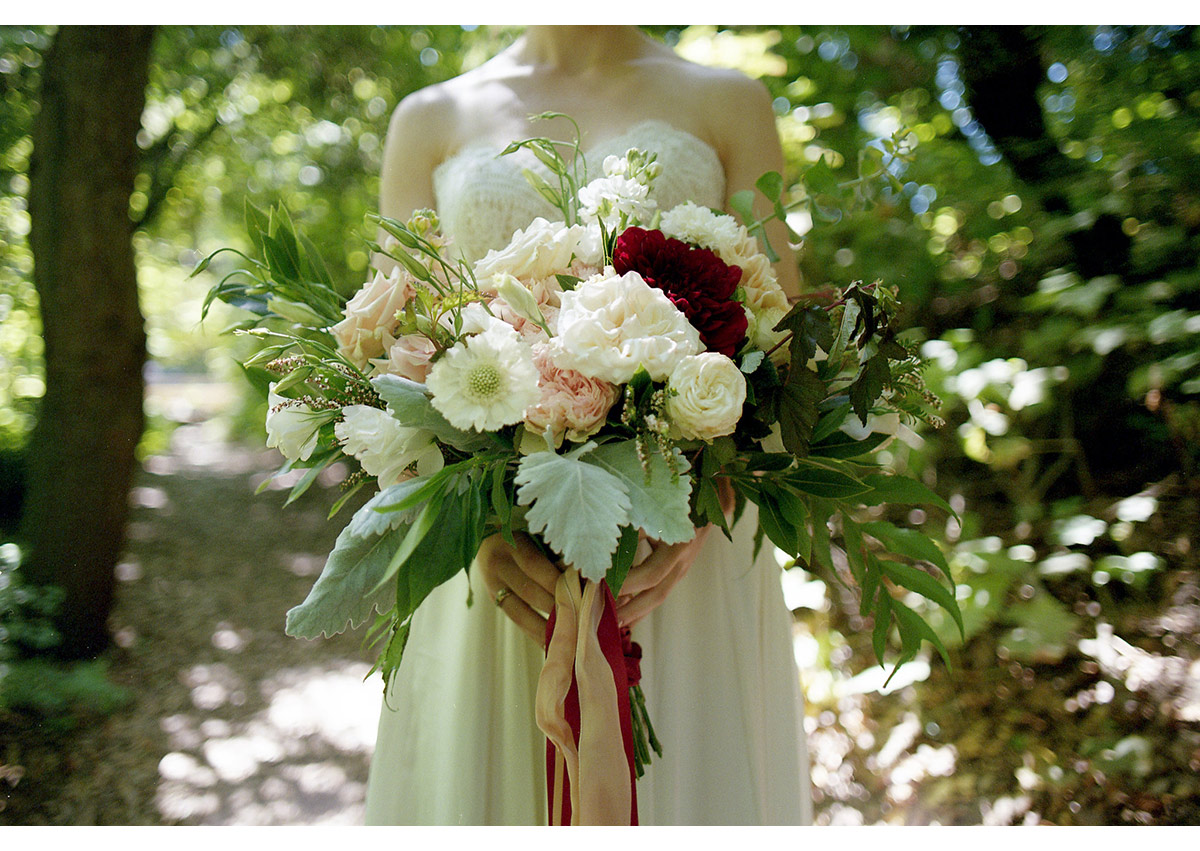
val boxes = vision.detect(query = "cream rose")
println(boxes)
[331,267,414,369]
[524,344,620,444]
[473,218,589,283]
[550,269,701,384]
[666,353,747,441]
[335,405,443,486]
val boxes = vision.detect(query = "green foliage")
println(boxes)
[0,541,131,724]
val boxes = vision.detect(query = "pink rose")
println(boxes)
[331,267,415,369]
[373,333,437,382]
[524,344,620,443]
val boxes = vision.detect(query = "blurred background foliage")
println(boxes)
[1,24,1198,824]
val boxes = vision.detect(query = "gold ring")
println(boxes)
[494,587,512,607]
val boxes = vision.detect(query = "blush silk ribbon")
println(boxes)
[535,568,639,826]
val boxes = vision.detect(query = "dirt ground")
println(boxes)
[1,421,381,825]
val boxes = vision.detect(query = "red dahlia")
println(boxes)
[613,227,748,357]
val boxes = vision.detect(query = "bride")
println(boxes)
[363,25,813,825]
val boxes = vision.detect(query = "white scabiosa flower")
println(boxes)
[665,352,747,441]
[265,387,326,462]
[335,405,443,486]
[426,323,540,432]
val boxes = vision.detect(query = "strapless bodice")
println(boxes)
[432,119,726,263]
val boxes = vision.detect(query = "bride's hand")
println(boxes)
[615,478,736,628]
[477,532,561,644]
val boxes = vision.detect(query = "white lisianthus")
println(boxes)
[426,323,541,432]
[474,218,588,283]
[839,411,925,450]
[335,405,443,486]
[265,388,326,462]
[666,353,747,442]
[492,274,550,334]
[550,270,701,383]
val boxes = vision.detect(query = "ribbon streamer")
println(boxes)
[536,569,639,825]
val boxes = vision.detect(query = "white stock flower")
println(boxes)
[265,388,325,462]
[335,405,443,486]
[473,218,588,282]
[666,353,747,442]
[550,270,701,383]
[578,175,655,230]
[426,323,541,432]
[660,202,746,258]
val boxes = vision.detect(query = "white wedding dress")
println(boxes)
[363,120,812,826]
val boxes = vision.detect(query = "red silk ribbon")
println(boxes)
[542,577,641,826]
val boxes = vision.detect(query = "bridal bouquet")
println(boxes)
[197,116,959,825]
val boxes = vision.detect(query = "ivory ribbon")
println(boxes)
[535,569,633,825]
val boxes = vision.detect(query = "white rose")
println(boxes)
[265,387,325,462]
[473,218,588,282]
[666,353,747,442]
[335,405,443,487]
[550,269,701,384]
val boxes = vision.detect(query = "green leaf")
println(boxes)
[785,459,871,500]
[371,374,491,452]
[729,189,756,226]
[606,525,640,596]
[841,512,866,584]
[849,353,891,426]
[393,479,485,626]
[777,366,824,457]
[555,274,581,291]
[744,482,798,557]
[285,523,407,640]
[871,590,891,665]
[773,305,833,369]
[809,430,891,460]
[880,559,964,639]
[755,171,785,203]
[829,298,862,366]
[515,442,632,581]
[858,473,958,520]
[810,401,851,444]
[589,440,694,545]
[890,596,953,670]
[858,520,952,584]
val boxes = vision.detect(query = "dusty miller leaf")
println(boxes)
[589,440,694,545]
[515,442,632,581]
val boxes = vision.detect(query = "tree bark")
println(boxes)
[21,26,155,657]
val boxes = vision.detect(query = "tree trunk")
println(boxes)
[21,25,155,657]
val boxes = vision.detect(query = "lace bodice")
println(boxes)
[432,119,726,263]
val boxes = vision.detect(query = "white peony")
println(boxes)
[473,218,589,283]
[335,405,443,486]
[666,353,747,442]
[550,270,701,384]
[265,387,326,462]
[426,323,541,432]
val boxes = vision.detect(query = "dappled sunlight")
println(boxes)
[155,661,381,825]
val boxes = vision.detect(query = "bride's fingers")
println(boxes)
[498,560,556,614]
[618,541,685,597]
[511,535,562,599]
[616,557,687,627]
[497,591,548,644]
